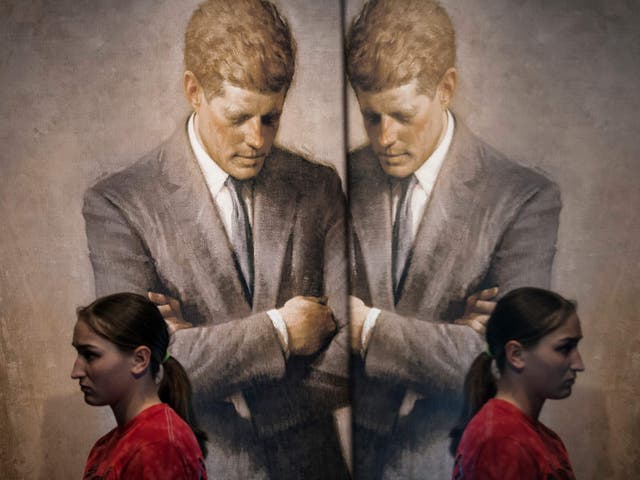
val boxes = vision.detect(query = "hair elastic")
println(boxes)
[162,351,171,364]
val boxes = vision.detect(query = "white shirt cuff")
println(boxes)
[361,307,381,356]
[267,308,290,359]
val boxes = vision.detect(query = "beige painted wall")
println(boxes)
[1,0,639,478]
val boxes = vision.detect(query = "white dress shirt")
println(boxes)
[188,113,289,419]
[361,110,455,350]
[361,110,455,417]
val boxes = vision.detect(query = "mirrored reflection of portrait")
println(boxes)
[82,1,349,478]
[346,1,561,478]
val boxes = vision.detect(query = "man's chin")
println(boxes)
[379,161,415,179]
[229,159,265,180]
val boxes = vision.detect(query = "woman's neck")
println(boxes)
[111,383,161,427]
[496,377,545,421]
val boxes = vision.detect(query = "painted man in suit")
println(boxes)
[82,1,349,478]
[346,1,562,478]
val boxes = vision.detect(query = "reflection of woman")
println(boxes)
[450,287,584,479]
[71,293,208,479]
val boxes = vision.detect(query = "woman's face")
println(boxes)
[71,320,135,407]
[522,313,585,400]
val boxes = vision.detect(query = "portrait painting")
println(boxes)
[1,0,639,478]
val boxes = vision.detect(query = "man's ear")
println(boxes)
[184,70,203,111]
[436,67,457,109]
[130,346,152,377]
[504,339,526,371]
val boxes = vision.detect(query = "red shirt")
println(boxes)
[83,403,207,479]
[452,398,575,480]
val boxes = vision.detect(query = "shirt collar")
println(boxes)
[413,109,455,192]
[187,112,228,196]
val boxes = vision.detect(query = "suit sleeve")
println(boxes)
[363,181,562,392]
[303,175,350,409]
[83,187,286,400]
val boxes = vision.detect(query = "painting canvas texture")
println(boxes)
[1,1,639,478]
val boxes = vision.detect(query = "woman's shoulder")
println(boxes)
[118,404,206,479]
[127,403,199,448]
[468,398,537,439]
[454,401,542,479]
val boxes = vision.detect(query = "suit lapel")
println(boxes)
[350,150,395,310]
[251,152,297,312]
[159,122,252,316]
[396,121,481,316]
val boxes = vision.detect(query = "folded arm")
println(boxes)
[83,188,287,400]
[360,181,561,393]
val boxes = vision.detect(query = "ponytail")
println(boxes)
[449,351,496,456]
[76,293,209,458]
[449,287,577,457]
[159,356,209,458]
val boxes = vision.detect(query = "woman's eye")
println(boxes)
[83,352,97,361]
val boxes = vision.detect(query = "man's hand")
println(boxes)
[349,296,370,352]
[148,292,193,334]
[454,287,499,336]
[279,296,336,356]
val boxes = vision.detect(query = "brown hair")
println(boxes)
[77,292,208,457]
[449,287,577,456]
[184,0,296,98]
[346,0,456,97]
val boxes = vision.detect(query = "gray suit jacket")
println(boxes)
[349,119,561,479]
[83,121,349,479]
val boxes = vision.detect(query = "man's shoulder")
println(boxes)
[347,144,384,186]
[85,127,188,204]
[456,123,559,196]
[267,145,342,187]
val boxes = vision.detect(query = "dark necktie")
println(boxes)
[225,176,254,303]
[391,174,417,303]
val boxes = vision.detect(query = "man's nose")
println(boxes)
[245,116,265,151]
[378,115,397,148]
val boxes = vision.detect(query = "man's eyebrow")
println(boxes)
[223,106,249,117]
[391,107,418,117]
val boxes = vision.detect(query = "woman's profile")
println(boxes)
[71,292,208,479]
[450,287,584,479]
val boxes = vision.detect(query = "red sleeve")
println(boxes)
[455,437,540,480]
[122,442,206,479]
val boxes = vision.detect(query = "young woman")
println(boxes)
[71,292,208,479]
[450,287,584,479]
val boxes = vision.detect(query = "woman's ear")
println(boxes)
[504,340,526,371]
[130,346,152,377]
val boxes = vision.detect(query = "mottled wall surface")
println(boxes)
[0,1,344,478]
[348,1,639,478]
[1,0,639,479]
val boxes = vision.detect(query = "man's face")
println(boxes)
[195,82,286,180]
[355,79,446,179]
[522,313,585,401]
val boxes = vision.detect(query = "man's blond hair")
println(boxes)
[346,0,456,97]
[185,0,296,98]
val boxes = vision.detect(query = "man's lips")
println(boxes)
[377,152,408,164]
[234,154,266,166]
[80,385,93,393]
